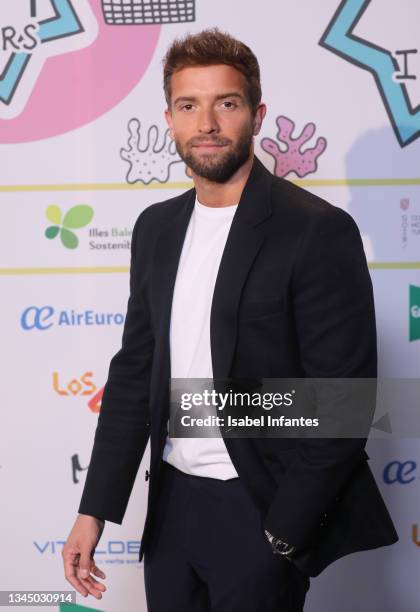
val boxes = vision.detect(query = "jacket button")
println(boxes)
[145,470,150,481]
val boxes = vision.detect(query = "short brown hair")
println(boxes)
[162,27,262,115]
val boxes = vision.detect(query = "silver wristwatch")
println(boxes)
[264,529,296,557]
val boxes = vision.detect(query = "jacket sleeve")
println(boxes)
[78,209,154,524]
[263,205,377,549]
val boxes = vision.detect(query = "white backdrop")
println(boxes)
[1,1,419,611]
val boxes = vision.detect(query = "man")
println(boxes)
[62,28,398,611]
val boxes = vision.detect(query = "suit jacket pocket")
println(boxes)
[239,297,285,320]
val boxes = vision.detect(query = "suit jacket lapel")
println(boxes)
[149,187,195,418]
[150,188,195,338]
[210,156,272,378]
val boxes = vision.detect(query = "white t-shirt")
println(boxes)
[162,195,239,479]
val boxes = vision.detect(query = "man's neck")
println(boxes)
[192,152,254,208]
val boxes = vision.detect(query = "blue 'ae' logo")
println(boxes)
[21,305,54,330]
[320,0,420,147]
[20,305,125,330]
[383,460,417,484]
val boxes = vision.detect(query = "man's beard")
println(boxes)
[174,125,254,183]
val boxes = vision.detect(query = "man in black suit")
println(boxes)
[62,28,397,611]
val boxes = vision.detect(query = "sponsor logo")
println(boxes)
[88,226,132,250]
[21,305,124,330]
[410,285,420,342]
[53,371,97,397]
[71,453,88,484]
[59,603,102,611]
[45,205,94,250]
[52,371,103,412]
[34,539,141,566]
[400,199,420,249]
[320,0,420,147]
[88,387,103,413]
[21,305,54,330]
[412,525,420,548]
[43,204,133,251]
[383,460,417,484]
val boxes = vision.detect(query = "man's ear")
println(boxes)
[164,108,174,139]
[253,103,267,136]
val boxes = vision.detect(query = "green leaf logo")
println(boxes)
[44,204,94,249]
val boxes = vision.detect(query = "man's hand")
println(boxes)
[62,514,106,599]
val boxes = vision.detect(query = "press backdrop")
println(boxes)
[1,1,419,611]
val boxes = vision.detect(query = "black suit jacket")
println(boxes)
[78,155,398,576]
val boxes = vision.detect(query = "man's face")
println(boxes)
[165,64,263,183]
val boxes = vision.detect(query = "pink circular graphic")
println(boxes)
[0,0,160,143]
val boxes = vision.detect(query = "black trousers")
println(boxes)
[143,460,310,611]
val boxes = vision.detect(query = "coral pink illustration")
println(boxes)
[261,116,327,178]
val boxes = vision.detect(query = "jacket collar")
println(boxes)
[189,153,273,227]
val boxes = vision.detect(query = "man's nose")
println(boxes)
[198,108,219,133]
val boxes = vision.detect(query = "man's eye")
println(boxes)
[222,101,237,109]
[181,104,194,111]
